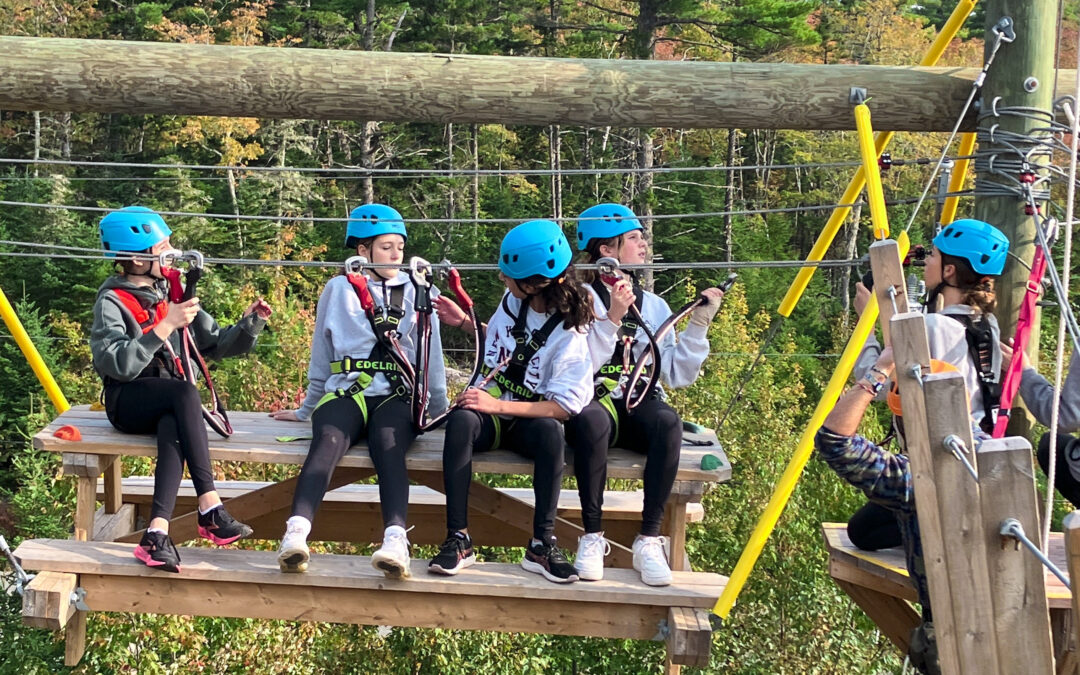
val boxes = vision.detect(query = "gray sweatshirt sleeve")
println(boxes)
[190,311,267,361]
[1019,350,1080,432]
[296,284,336,422]
[90,295,167,382]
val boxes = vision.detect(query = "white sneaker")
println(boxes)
[371,525,411,579]
[574,531,611,581]
[632,534,672,587]
[278,516,311,573]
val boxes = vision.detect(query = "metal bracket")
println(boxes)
[70,587,90,611]
[849,87,868,105]
[992,17,1015,44]
[653,617,671,641]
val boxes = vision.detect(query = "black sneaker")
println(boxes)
[197,506,253,546]
[134,530,181,573]
[428,531,476,576]
[521,537,579,584]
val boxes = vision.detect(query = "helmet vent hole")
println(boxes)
[981,254,990,264]
[142,224,152,233]
[130,226,140,234]
[547,259,555,269]
[549,245,555,252]
[502,254,509,263]
[512,255,519,262]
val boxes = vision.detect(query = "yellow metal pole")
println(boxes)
[715,233,910,618]
[776,0,976,318]
[0,286,70,413]
[940,132,977,225]
[854,104,890,239]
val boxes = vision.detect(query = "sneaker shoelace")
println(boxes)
[639,536,667,562]
[581,535,611,559]
[384,528,411,551]
[546,544,571,565]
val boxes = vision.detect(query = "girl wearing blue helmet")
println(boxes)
[566,204,724,587]
[271,203,448,578]
[427,220,594,583]
[91,206,271,573]
[848,218,1007,553]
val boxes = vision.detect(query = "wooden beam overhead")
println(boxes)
[3,36,1072,132]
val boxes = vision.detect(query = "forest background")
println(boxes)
[0,0,1078,672]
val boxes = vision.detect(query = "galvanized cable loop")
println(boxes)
[999,518,1071,589]
[942,434,979,483]
[0,535,33,596]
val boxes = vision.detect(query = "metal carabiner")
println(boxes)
[344,255,369,276]
[157,248,184,269]
[596,256,621,282]
[409,256,433,289]
[180,250,205,270]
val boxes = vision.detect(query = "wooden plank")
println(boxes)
[1050,608,1077,675]
[1065,512,1080,673]
[64,610,86,666]
[665,503,690,573]
[117,468,372,544]
[921,371,1002,674]
[12,539,728,607]
[21,571,77,630]
[36,407,730,483]
[829,558,918,603]
[868,239,909,344]
[98,478,705,523]
[1,35,1040,132]
[73,476,96,542]
[890,312,963,675]
[665,606,712,667]
[978,437,1055,673]
[76,573,668,641]
[834,579,919,653]
[92,504,135,542]
[103,456,122,514]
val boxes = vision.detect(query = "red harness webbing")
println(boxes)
[993,245,1047,437]
[110,289,168,335]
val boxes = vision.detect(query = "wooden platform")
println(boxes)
[823,522,1078,671]
[96,478,705,550]
[15,538,726,667]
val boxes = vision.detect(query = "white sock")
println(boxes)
[198,503,221,516]
[285,515,312,538]
[147,527,168,535]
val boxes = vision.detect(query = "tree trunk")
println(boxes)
[724,128,739,267]
[632,0,661,292]
[549,125,562,220]
[471,123,480,252]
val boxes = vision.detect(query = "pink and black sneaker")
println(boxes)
[134,530,181,573]
[197,506,253,546]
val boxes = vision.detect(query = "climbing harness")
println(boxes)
[626,272,737,413]
[418,260,486,432]
[341,256,415,390]
[593,257,660,413]
[488,294,565,403]
[159,250,235,438]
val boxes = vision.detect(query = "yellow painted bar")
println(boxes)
[855,105,890,239]
[716,234,910,619]
[940,132,976,225]
[776,0,975,318]
[0,285,70,412]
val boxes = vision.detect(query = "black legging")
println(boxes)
[442,409,564,541]
[846,501,903,551]
[565,396,682,537]
[105,378,215,522]
[292,394,416,527]
[1038,432,1080,508]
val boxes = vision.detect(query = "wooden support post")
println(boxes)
[833,579,919,653]
[978,437,1055,673]
[920,371,1001,674]
[890,312,963,674]
[21,571,77,630]
[1064,512,1080,670]
[103,457,122,514]
[92,504,135,542]
[64,610,86,666]
[73,476,96,542]
[665,607,712,668]
[976,0,1058,438]
[868,238,909,344]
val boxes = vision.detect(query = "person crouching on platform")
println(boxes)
[565,203,725,586]
[91,206,271,573]
[427,219,594,583]
[270,204,448,578]
[815,345,940,675]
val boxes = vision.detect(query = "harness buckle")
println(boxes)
[342,356,353,372]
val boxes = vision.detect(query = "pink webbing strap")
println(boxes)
[993,245,1047,437]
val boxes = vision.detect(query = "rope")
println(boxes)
[0,193,972,225]
[0,154,972,178]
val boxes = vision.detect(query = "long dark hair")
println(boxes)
[942,252,997,315]
[517,265,595,331]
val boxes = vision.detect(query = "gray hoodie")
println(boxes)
[90,274,266,383]
[1018,350,1080,432]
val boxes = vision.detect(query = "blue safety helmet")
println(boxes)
[499,220,573,280]
[575,203,642,251]
[99,206,172,257]
[345,203,407,249]
[932,219,1010,276]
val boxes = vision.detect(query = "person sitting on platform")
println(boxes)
[847,219,1008,553]
[1000,339,1080,505]
[271,204,448,578]
[564,203,725,586]
[815,345,940,675]
[427,219,594,583]
[91,206,271,573]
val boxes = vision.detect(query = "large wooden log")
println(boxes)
[2,36,1073,132]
